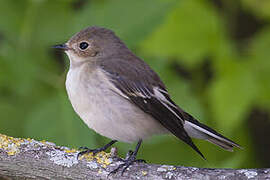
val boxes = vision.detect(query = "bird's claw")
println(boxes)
[109,153,146,176]
[78,146,89,150]
[77,147,103,159]
[77,141,118,160]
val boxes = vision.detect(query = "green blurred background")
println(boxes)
[0,0,270,169]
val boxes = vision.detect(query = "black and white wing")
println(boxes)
[101,59,205,159]
[100,57,241,158]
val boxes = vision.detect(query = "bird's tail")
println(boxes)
[184,119,241,151]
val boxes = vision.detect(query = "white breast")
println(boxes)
[65,64,166,143]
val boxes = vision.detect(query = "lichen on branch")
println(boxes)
[0,134,269,180]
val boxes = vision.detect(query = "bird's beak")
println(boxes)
[52,43,69,51]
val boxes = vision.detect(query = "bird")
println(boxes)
[53,26,241,175]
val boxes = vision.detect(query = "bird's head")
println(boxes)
[53,26,127,66]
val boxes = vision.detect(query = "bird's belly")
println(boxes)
[66,68,166,143]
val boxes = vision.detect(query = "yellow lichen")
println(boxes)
[80,152,95,161]
[80,151,112,168]
[7,151,16,156]
[0,134,25,156]
[64,149,77,154]
[40,140,47,144]
[95,151,112,168]
[142,171,148,176]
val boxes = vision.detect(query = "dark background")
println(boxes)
[0,0,270,169]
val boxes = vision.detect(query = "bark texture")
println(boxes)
[0,134,268,180]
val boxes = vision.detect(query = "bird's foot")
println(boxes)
[77,147,104,159]
[77,140,117,159]
[109,150,146,176]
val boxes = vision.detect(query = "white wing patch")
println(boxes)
[106,71,184,124]
[127,83,151,98]
[153,87,184,123]
[153,87,177,108]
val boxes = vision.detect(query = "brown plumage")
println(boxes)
[53,26,241,175]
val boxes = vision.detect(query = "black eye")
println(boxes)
[79,42,89,50]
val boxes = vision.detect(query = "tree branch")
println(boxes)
[0,134,268,180]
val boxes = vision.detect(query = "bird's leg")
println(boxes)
[109,139,146,176]
[77,140,117,159]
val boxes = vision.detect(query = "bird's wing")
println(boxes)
[100,58,205,159]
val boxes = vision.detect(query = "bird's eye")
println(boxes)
[79,42,89,50]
